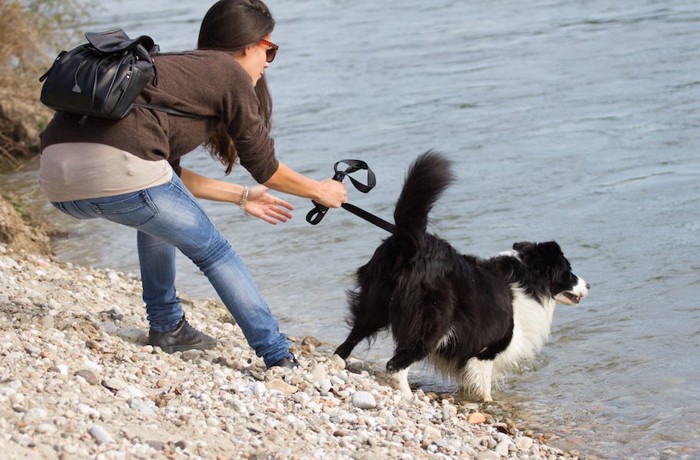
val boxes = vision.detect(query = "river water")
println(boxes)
[3,0,699,458]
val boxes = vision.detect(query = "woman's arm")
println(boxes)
[263,161,347,208]
[179,167,293,224]
[180,167,245,203]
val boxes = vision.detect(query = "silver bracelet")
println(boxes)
[239,186,249,214]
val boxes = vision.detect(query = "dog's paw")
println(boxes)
[333,346,350,360]
[390,380,412,397]
[387,369,412,396]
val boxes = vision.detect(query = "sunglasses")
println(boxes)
[259,39,279,63]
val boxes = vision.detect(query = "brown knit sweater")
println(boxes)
[39,50,279,184]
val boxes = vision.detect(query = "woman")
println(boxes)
[38,0,347,369]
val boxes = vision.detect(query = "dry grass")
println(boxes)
[0,0,89,169]
[0,2,45,99]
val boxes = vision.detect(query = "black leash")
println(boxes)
[306,160,396,233]
[340,202,396,234]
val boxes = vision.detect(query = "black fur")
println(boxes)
[334,151,588,400]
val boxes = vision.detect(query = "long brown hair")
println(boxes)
[197,0,275,174]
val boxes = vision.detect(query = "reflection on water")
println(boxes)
[4,0,700,457]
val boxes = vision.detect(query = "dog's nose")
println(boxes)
[586,283,591,290]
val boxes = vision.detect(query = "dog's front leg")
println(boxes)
[463,358,495,402]
[385,343,431,397]
[386,344,426,374]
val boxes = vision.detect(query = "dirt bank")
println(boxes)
[0,193,52,255]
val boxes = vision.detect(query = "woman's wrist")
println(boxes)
[312,181,325,203]
[238,185,249,213]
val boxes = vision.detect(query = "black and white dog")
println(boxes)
[334,152,589,401]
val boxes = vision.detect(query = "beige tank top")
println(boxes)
[39,143,173,202]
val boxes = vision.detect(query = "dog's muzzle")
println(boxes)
[556,277,590,305]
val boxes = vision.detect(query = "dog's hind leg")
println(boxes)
[334,315,389,361]
[335,327,371,360]
[334,304,390,359]
[462,358,495,402]
[334,282,392,359]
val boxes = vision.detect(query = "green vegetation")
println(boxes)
[4,193,29,219]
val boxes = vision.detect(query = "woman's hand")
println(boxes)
[316,178,348,208]
[243,185,294,224]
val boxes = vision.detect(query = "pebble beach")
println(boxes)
[0,242,586,459]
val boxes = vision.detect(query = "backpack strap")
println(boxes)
[85,30,201,119]
[133,103,204,119]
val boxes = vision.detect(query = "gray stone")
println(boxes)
[74,369,99,385]
[129,398,156,416]
[88,424,115,444]
[116,327,147,343]
[351,391,377,409]
[101,378,124,392]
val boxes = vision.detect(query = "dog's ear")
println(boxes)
[512,242,534,252]
[538,241,563,257]
[515,241,566,271]
[535,242,572,282]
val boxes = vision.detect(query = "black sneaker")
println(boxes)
[268,354,299,370]
[148,315,217,353]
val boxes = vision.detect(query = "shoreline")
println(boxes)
[0,242,588,459]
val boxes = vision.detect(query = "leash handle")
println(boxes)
[306,160,375,225]
[305,169,344,225]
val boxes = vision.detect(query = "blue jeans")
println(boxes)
[51,173,291,367]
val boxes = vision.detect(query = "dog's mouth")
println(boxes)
[556,291,583,305]
[564,292,582,304]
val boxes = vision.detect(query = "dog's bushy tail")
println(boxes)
[394,151,455,243]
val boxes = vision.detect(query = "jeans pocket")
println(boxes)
[90,191,159,227]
